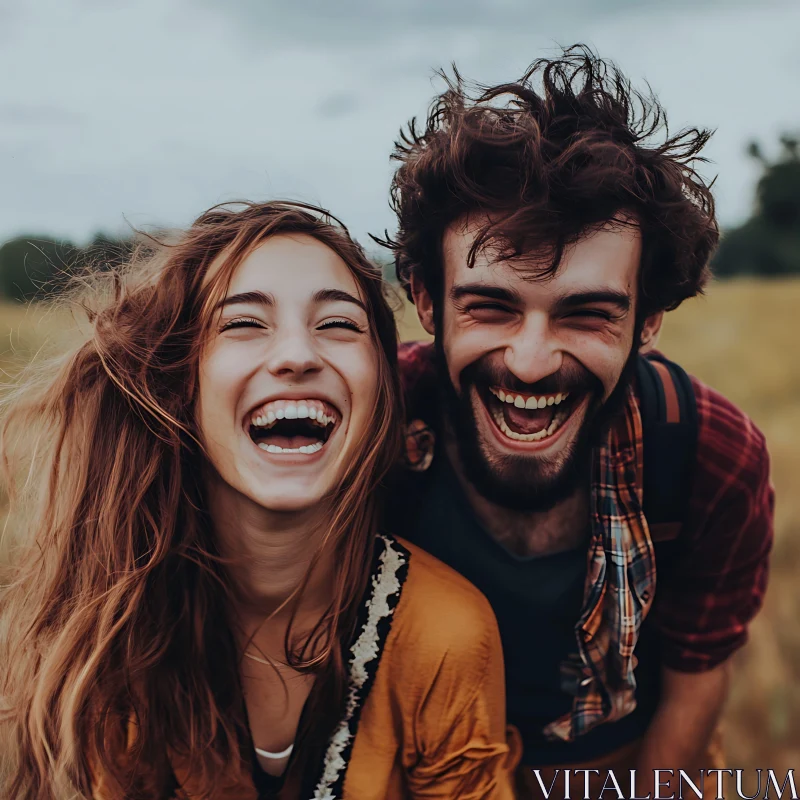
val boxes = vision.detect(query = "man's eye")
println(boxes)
[317,318,364,333]
[466,303,512,317]
[465,303,515,321]
[220,316,264,331]
[568,310,613,321]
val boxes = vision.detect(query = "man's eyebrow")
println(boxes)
[450,283,523,304]
[312,288,367,312]
[554,290,631,313]
[215,290,274,310]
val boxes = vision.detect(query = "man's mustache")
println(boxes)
[460,357,600,398]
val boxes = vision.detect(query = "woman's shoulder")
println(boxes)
[350,538,512,799]
[388,535,501,662]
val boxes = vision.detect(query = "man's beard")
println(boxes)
[435,339,638,513]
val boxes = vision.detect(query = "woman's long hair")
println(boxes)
[0,201,403,799]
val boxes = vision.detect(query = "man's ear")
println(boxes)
[639,311,665,354]
[410,274,436,337]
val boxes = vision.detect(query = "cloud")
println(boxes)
[196,0,767,47]
[0,6,21,44]
[316,93,361,119]
[0,0,797,246]
[0,103,83,127]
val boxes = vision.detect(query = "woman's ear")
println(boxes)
[411,274,436,337]
[639,311,665,353]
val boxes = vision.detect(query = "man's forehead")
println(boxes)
[441,216,641,296]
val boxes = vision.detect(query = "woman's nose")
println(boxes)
[264,328,324,377]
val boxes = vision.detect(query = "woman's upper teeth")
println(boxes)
[250,399,338,428]
[489,387,569,409]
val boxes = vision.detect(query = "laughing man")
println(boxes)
[383,48,773,798]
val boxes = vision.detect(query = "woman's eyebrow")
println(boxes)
[215,288,366,312]
[215,290,275,310]
[313,288,367,312]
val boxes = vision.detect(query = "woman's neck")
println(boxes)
[207,475,336,639]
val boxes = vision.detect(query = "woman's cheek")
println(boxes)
[340,344,380,432]
[197,342,251,434]
[327,339,379,391]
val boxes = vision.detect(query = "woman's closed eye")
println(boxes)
[220,316,265,332]
[317,318,364,333]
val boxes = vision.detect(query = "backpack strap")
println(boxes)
[636,353,698,553]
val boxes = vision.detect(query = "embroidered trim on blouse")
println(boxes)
[311,534,410,800]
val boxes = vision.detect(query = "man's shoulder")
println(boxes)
[688,373,769,484]
[398,339,434,363]
[398,339,435,382]
[657,370,774,550]
[634,354,769,488]
[398,340,437,418]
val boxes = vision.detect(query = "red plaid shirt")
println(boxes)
[397,341,773,735]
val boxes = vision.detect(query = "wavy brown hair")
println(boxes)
[0,201,402,799]
[381,44,720,319]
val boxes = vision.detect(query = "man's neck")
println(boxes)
[444,438,591,558]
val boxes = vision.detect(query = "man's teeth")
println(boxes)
[489,404,569,442]
[251,399,337,429]
[257,442,324,455]
[489,387,569,409]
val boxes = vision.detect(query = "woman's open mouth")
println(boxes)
[247,399,340,455]
[482,385,580,445]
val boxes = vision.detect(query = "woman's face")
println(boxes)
[197,234,379,513]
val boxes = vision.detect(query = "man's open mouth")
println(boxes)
[482,385,579,444]
[247,399,340,455]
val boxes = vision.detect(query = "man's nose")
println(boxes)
[503,315,563,386]
[264,327,324,378]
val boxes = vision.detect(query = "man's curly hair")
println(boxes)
[380,45,719,319]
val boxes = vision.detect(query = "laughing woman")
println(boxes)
[0,203,514,800]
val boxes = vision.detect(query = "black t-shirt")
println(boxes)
[386,450,662,765]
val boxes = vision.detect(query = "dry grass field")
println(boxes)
[2,278,798,775]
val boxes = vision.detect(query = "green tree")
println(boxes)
[713,134,800,277]
[0,236,78,301]
[0,233,135,301]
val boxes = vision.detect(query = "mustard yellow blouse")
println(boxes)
[175,535,517,799]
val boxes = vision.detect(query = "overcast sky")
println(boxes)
[1,0,798,249]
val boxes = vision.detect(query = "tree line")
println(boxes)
[711,135,800,277]
[1,134,798,302]
[0,233,134,302]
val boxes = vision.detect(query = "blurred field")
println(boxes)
[2,278,799,775]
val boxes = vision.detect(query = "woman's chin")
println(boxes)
[243,479,330,515]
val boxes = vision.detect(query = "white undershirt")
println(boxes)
[254,743,294,760]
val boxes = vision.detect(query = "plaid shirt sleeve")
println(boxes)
[653,377,774,672]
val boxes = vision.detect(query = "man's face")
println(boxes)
[414,216,659,511]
